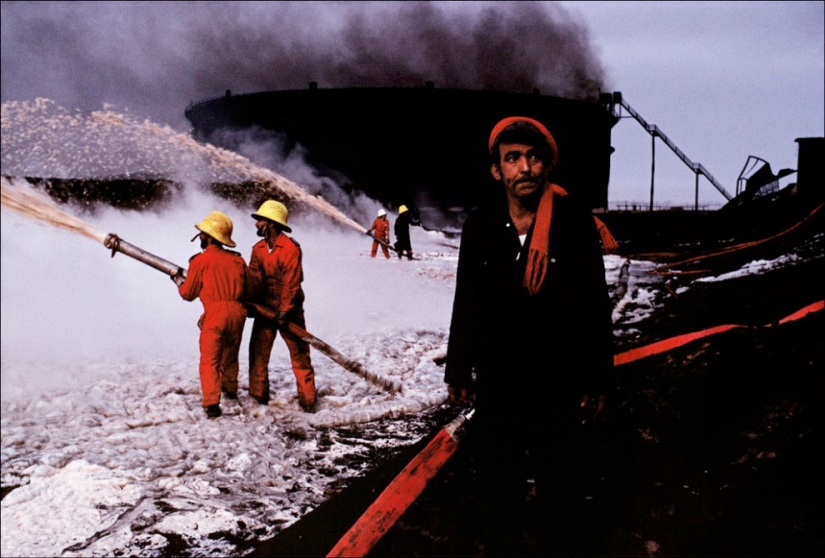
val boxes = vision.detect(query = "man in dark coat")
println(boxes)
[444,116,614,555]
[393,205,418,260]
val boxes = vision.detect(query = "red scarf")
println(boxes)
[523,183,567,295]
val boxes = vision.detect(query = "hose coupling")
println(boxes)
[104,233,121,258]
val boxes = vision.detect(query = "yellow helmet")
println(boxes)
[398,205,409,214]
[195,211,236,247]
[251,200,291,232]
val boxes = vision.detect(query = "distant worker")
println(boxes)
[246,200,317,412]
[178,211,248,419]
[366,208,391,258]
[393,205,419,260]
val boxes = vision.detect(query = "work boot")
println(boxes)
[223,391,237,400]
[251,394,269,406]
[298,391,316,413]
[205,404,222,419]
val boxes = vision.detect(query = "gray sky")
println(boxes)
[558,1,825,206]
[2,1,823,207]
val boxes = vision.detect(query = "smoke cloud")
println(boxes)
[1,1,608,131]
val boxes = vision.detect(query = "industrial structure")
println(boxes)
[184,83,620,229]
[13,84,822,250]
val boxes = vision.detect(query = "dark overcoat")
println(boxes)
[444,186,613,421]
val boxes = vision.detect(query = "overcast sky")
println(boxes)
[2,1,823,207]
[558,1,824,207]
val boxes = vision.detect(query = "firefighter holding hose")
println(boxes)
[246,200,317,412]
[177,211,248,419]
[366,208,391,259]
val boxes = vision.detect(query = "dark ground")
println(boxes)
[256,200,824,557]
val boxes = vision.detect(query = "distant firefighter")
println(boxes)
[246,200,317,412]
[366,208,392,259]
[178,211,248,419]
[393,205,419,260]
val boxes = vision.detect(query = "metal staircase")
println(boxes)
[615,93,733,206]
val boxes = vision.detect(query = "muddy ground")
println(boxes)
[258,214,824,557]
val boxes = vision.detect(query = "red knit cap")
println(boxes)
[488,116,558,167]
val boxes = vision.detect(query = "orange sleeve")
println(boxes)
[178,254,203,301]
[278,242,303,314]
[246,243,264,301]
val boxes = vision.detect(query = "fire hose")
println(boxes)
[103,233,401,393]
[327,405,475,558]
[325,297,824,557]
[653,201,825,275]
[366,231,397,253]
[246,302,402,393]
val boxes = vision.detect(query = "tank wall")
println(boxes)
[185,88,619,218]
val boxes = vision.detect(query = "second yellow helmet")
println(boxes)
[251,200,292,232]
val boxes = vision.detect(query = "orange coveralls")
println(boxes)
[178,244,248,407]
[369,216,391,258]
[247,234,316,408]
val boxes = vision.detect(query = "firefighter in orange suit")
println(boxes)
[246,200,317,411]
[366,208,391,258]
[178,211,248,419]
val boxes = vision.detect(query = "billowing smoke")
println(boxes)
[1,1,608,131]
[189,2,606,96]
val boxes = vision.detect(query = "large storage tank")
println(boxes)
[185,84,620,228]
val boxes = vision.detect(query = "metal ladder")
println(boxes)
[617,95,733,208]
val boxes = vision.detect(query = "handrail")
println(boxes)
[619,97,733,201]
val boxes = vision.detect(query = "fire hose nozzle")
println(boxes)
[104,233,121,257]
[443,404,475,442]
[101,233,187,285]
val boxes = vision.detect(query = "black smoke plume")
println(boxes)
[1,1,608,130]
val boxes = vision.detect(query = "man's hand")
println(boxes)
[170,267,186,287]
[448,385,470,405]
[580,393,605,424]
[276,311,293,333]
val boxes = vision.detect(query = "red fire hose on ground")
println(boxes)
[653,201,824,275]
[326,406,475,557]
[326,298,825,557]
[613,299,823,366]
